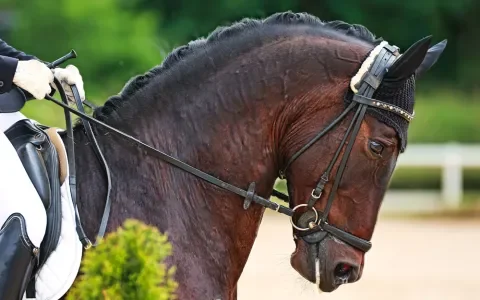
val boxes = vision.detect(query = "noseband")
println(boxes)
[278,41,414,253]
[43,42,413,255]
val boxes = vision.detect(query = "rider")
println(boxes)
[0,39,85,299]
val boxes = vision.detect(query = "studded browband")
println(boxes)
[352,94,414,122]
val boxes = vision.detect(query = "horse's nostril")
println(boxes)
[334,263,353,280]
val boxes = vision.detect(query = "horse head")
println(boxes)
[274,17,447,291]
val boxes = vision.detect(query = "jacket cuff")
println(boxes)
[0,55,19,93]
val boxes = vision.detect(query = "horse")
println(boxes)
[35,11,446,299]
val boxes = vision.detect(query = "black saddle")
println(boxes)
[4,119,63,295]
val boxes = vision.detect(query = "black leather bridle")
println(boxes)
[41,42,413,254]
[277,42,414,252]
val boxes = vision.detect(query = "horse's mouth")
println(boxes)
[312,241,347,293]
[292,238,357,293]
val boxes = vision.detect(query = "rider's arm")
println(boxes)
[0,39,85,101]
[0,39,37,94]
[0,39,36,60]
[0,55,19,94]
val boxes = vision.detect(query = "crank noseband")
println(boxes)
[280,42,414,253]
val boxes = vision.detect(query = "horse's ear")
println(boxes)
[384,36,432,82]
[415,39,447,78]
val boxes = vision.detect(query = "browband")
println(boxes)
[350,41,415,123]
[352,94,414,122]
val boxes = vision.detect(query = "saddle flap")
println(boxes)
[4,119,64,274]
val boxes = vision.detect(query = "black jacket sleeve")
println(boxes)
[0,39,36,94]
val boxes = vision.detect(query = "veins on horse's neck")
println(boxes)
[70,81,284,298]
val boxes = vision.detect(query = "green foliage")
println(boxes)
[130,0,480,91]
[7,0,165,101]
[67,219,177,300]
[2,0,478,92]
[407,90,480,144]
[2,0,479,143]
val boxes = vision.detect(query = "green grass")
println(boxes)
[407,89,480,144]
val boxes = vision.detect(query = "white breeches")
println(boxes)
[0,111,46,248]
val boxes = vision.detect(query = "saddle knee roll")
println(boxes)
[4,119,52,209]
[18,142,51,208]
[0,213,39,300]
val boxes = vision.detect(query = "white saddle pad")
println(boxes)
[23,129,83,300]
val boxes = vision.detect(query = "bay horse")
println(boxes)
[53,12,446,299]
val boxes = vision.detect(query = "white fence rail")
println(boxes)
[395,143,480,207]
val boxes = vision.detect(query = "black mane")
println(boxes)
[90,11,381,123]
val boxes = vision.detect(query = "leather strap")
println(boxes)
[41,42,404,255]
[352,94,414,122]
[71,85,112,247]
[320,104,367,222]
[287,43,402,253]
[307,102,363,209]
[45,95,295,224]
[53,77,91,249]
[279,101,357,179]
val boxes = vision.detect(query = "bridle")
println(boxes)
[41,41,413,255]
[278,41,414,252]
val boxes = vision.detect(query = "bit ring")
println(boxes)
[290,204,319,231]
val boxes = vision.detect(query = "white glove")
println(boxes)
[53,64,85,103]
[12,60,54,99]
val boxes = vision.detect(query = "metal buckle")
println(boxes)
[289,204,319,231]
[83,238,93,250]
[311,188,321,199]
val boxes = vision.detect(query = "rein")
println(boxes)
[44,64,293,249]
[44,42,413,253]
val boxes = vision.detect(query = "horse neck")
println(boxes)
[66,34,367,298]
[66,87,283,298]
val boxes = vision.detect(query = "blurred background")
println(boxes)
[1,0,479,299]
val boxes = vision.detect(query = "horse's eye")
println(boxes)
[369,140,384,156]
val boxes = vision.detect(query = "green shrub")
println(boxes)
[67,219,177,300]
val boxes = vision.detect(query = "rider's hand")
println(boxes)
[53,65,85,103]
[12,60,54,99]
